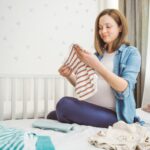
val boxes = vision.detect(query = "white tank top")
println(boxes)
[85,51,116,111]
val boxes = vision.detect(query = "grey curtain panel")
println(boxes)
[119,0,149,107]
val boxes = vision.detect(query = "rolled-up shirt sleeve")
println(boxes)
[113,50,141,100]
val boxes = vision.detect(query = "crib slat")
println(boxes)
[11,79,16,120]
[0,78,4,120]
[34,78,38,118]
[44,78,49,118]
[23,78,27,119]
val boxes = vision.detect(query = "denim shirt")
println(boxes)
[95,44,141,124]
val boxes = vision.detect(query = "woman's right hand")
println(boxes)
[58,65,73,78]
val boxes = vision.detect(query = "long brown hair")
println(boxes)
[94,9,130,55]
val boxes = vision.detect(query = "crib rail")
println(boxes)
[0,74,74,120]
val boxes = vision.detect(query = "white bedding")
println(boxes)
[0,109,150,150]
[0,119,101,150]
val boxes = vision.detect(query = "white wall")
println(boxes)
[0,0,99,75]
[0,0,118,75]
[98,0,118,12]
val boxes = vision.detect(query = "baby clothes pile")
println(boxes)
[89,121,150,150]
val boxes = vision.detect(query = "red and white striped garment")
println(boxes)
[64,45,97,100]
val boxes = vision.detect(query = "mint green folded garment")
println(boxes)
[32,119,74,133]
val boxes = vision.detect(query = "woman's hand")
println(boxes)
[58,65,72,77]
[58,64,76,86]
[73,44,100,69]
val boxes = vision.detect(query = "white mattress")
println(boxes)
[0,109,150,150]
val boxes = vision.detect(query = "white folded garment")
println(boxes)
[89,121,150,150]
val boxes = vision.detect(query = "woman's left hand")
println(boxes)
[73,44,100,69]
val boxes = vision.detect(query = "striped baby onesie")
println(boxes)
[64,45,97,100]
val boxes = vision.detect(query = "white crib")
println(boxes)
[0,74,74,120]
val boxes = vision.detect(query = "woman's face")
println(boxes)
[98,14,121,45]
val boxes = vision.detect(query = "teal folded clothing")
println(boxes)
[32,119,74,133]
[36,135,55,150]
[0,124,55,150]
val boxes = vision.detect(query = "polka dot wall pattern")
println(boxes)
[0,0,98,74]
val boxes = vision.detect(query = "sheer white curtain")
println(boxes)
[119,0,149,107]
[142,6,150,107]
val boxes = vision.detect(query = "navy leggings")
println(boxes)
[47,96,117,128]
